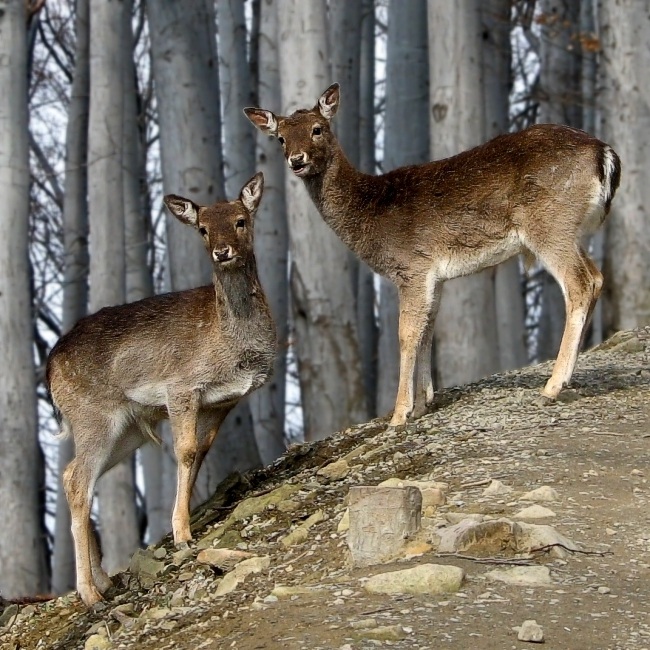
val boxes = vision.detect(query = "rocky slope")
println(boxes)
[1,328,649,650]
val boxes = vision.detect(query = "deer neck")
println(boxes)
[303,143,370,254]
[212,261,267,322]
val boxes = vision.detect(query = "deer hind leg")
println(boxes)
[541,248,601,400]
[63,455,105,606]
[169,393,200,545]
[188,406,233,493]
[391,279,440,426]
[413,283,443,419]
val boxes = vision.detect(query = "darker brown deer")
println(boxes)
[245,84,621,426]
[47,173,276,606]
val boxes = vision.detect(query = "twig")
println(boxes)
[530,543,613,557]
[460,479,493,489]
[433,552,536,566]
[592,432,625,437]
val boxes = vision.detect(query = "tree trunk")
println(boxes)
[428,0,501,388]
[52,0,90,596]
[329,0,377,417]
[599,0,650,333]
[482,0,528,370]
[379,0,429,415]
[536,0,583,361]
[89,0,140,574]
[278,0,368,439]
[148,0,261,501]
[248,0,289,464]
[0,0,48,599]
[218,0,256,197]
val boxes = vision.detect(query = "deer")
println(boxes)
[46,173,276,606]
[244,83,621,427]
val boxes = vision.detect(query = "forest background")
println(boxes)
[0,0,647,600]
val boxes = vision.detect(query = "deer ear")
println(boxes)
[317,83,340,120]
[164,194,199,227]
[243,107,278,136]
[240,172,264,215]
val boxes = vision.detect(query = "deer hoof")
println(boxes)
[535,394,556,407]
[79,584,104,608]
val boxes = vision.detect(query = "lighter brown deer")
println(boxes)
[245,84,621,426]
[47,173,276,606]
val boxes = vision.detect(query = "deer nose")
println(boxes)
[213,246,234,263]
[289,153,307,169]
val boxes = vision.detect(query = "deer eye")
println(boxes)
[312,126,322,136]
[236,218,246,229]
[198,227,208,237]
[278,136,285,145]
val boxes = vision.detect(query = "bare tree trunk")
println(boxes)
[52,0,90,595]
[357,0,378,417]
[249,0,288,464]
[148,0,261,501]
[0,0,48,599]
[428,0,501,387]
[482,0,528,370]
[599,0,650,333]
[122,4,163,545]
[379,0,429,415]
[218,0,256,196]
[329,0,376,417]
[89,0,140,574]
[278,0,368,439]
[536,0,583,361]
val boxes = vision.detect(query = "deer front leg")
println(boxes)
[188,407,233,492]
[391,283,435,426]
[169,393,200,545]
[63,457,104,606]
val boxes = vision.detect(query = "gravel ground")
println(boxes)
[2,328,649,650]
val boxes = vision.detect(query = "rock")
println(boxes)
[271,584,325,598]
[445,513,485,525]
[280,509,326,547]
[215,556,270,597]
[597,586,611,594]
[129,548,165,579]
[140,607,172,621]
[437,518,517,555]
[357,624,406,641]
[337,509,350,533]
[317,459,350,481]
[486,565,552,586]
[152,547,167,559]
[364,564,464,596]
[171,547,195,565]
[483,480,513,496]
[85,634,112,650]
[514,505,557,519]
[519,486,559,502]
[515,522,579,558]
[0,603,18,627]
[347,486,422,567]
[229,484,301,522]
[277,499,300,513]
[517,619,545,642]
[196,548,253,570]
[379,478,447,509]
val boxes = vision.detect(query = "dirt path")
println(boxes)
[3,329,649,650]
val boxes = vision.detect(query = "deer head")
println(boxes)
[244,83,341,178]
[164,172,264,270]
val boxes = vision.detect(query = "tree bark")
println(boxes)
[52,0,90,596]
[329,0,377,417]
[379,0,429,415]
[89,0,140,574]
[599,0,650,333]
[0,0,48,599]
[482,0,528,371]
[278,0,368,439]
[428,0,501,388]
[218,0,256,197]
[248,0,289,464]
[536,0,583,361]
